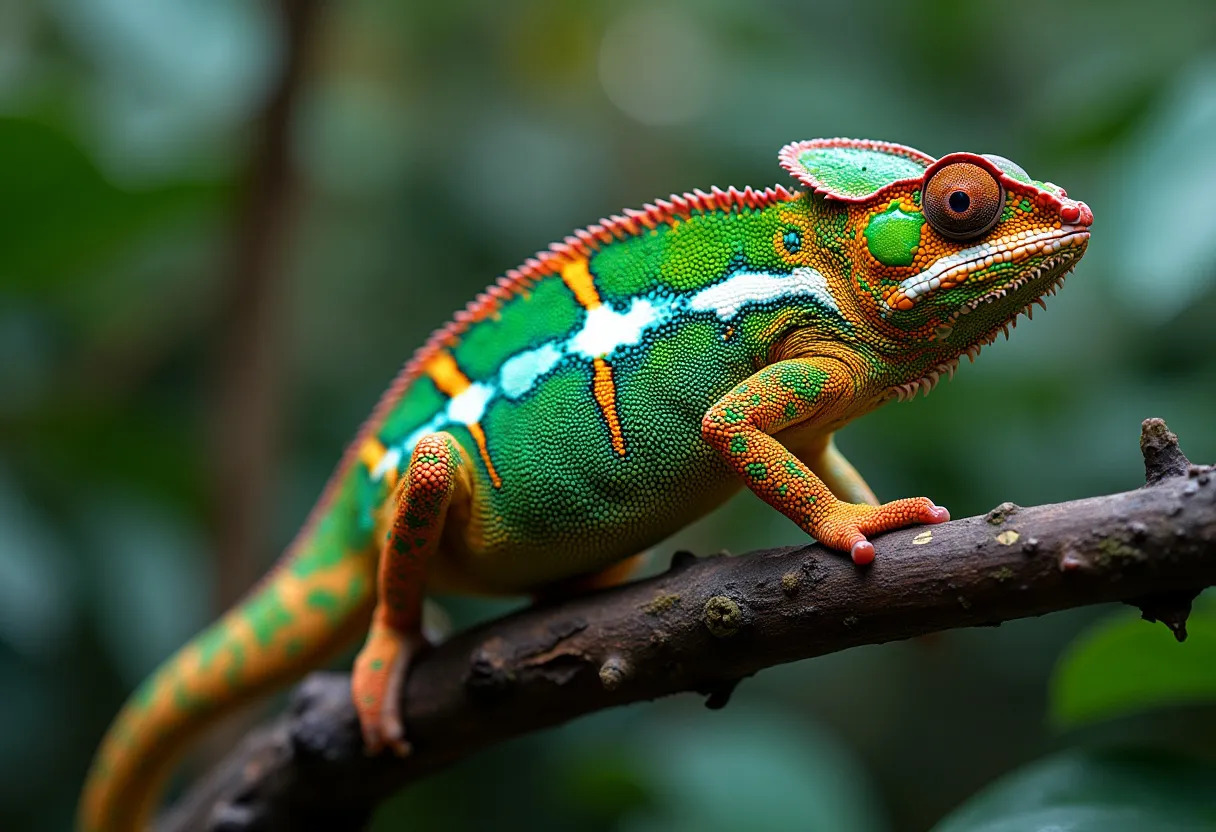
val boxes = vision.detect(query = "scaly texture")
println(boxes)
[80,139,1092,832]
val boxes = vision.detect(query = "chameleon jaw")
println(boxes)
[886,260,1077,403]
[885,226,1091,311]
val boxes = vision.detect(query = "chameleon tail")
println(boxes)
[77,478,379,832]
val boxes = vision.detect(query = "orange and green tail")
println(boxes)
[78,469,380,832]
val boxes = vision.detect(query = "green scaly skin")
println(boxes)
[79,139,1092,830]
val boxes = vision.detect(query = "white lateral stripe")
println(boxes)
[500,342,563,399]
[568,298,663,359]
[689,267,838,318]
[446,381,495,424]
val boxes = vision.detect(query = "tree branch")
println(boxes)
[160,419,1216,832]
[210,0,319,610]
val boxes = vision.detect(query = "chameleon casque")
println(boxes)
[80,138,1092,831]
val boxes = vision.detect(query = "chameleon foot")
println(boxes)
[815,497,949,565]
[352,622,425,756]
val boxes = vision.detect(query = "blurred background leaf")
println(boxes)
[930,748,1216,832]
[1050,597,1216,729]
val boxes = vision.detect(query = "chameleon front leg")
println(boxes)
[352,431,468,755]
[702,359,948,564]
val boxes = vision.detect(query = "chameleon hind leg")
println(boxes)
[352,431,468,755]
[703,359,948,565]
[802,433,880,506]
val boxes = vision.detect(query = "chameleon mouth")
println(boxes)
[885,235,1088,403]
[885,226,1091,311]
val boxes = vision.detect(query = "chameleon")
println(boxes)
[79,138,1092,831]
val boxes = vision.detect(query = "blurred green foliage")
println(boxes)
[1,0,1215,830]
[931,748,1216,832]
[1051,597,1216,729]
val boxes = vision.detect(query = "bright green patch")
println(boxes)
[864,201,923,267]
[593,203,793,299]
[292,535,350,578]
[729,435,747,454]
[795,145,928,199]
[778,364,827,402]
[195,623,230,670]
[194,625,247,689]
[379,375,445,446]
[453,276,581,380]
[746,462,767,480]
[306,588,343,623]
[244,586,295,648]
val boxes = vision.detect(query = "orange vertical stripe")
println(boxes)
[592,358,627,456]
[424,350,472,396]
[358,437,386,470]
[560,258,602,310]
[466,423,503,488]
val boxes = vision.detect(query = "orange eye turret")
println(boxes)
[922,161,1004,240]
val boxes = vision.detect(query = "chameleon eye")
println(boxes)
[922,161,1004,240]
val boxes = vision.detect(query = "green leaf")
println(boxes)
[0,117,218,292]
[931,748,1216,832]
[1050,598,1216,728]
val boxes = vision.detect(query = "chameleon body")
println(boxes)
[80,139,1092,831]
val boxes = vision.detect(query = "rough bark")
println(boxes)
[160,420,1216,832]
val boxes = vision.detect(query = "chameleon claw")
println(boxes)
[928,505,950,523]
[850,540,876,565]
[827,500,950,565]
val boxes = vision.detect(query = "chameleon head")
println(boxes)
[779,139,1092,354]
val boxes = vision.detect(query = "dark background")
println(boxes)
[1,1,1215,830]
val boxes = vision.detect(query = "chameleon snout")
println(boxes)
[1059,200,1093,227]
